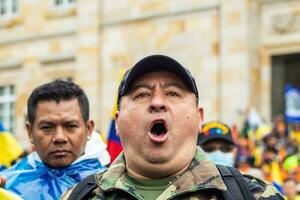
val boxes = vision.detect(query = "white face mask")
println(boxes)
[206,150,235,167]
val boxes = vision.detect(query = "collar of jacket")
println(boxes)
[98,147,227,199]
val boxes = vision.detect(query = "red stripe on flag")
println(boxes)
[107,140,123,163]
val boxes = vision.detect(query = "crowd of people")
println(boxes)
[231,114,300,197]
[237,115,300,187]
[196,118,300,200]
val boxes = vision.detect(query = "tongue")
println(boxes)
[148,133,168,143]
[148,122,168,143]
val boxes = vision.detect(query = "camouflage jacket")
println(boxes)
[62,147,283,200]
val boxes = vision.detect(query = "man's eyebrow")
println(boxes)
[162,82,188,90]
[38,119,79,125]
[129,81,188,92]
[64,120,80,124]
[38,120,53,125]
[129,83,153,92]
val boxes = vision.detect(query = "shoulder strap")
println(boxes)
[216,164,255,200]
[67,174,98,200]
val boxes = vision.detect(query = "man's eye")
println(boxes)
[41,126,52,131]
[167,92,178,96]
[66,124,77,129]
[135,93,149,99]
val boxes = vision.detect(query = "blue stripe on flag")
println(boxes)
[0,122,5,132]
[107,120,120,142]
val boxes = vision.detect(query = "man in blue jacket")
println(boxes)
[0,80,110,200]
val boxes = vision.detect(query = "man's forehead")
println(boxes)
[36,98,79,107]
[35,111,82,125]
[130,71,188,89]
[35,99,81,117]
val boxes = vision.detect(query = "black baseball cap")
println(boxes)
[197,121,235,145]
[117,54,199,109]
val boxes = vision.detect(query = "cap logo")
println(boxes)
[202,122,229,136]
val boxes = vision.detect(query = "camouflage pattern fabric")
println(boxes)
[61,147,284,200]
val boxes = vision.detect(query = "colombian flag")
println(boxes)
[0,188,23,200]
[106,70,125,163]
[107,119,122,163]
[0,123,24,167]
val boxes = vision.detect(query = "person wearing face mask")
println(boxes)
[197,121,237,167]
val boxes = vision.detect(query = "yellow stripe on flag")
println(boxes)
[111,69,126,117]
[0,188,23,200]
[0,131,24,167]
[270,161,283,185]
[100,69,126,144]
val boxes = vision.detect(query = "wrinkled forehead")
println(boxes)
[129,71,190,91]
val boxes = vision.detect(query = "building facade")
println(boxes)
[0,0,299,148]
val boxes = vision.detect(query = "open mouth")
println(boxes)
[148,120,168,143]
[151,120,167,135]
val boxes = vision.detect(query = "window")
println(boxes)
[0,0,19,19]
[47,0,76,19]
[0,85,16,134]
[54,0,75,9]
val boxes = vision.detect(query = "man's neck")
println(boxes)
[126,162,190,180]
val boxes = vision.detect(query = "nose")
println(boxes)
[148,91,167,113]
[53,126,67,144]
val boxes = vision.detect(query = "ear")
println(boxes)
[86,120,95,138]
[114,111,119,136]
[26,121,34,144]
[197,107,204,132]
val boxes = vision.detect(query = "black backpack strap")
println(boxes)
[226,166,255,200]
[67,174,98,200]
[216,164,255,200]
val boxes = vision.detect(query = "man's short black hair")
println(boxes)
[27,80,89,124]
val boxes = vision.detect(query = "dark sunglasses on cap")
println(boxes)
[202,144,234,153]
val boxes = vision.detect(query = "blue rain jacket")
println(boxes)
[0,132,110,200]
